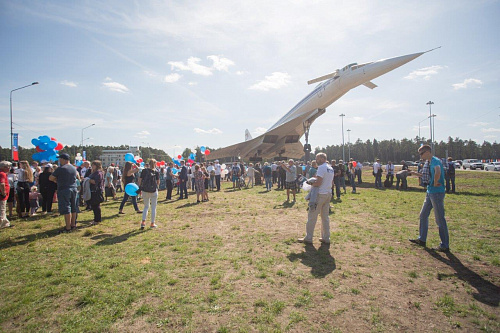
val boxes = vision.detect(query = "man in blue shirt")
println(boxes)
[409,145,449,252]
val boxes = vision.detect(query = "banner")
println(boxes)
[12,133,19,161]
[83,150,86,161]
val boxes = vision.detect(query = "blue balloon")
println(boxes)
[47,140,57,149]
[189,153,195,160]
[302,165,306,171]
[200,146,206,154]
[76,160,83,166]
[140,162,145,167]
[124,153,135,163]
[173,160,181,166]
[39,135,51,143]
[31,138,40,146]
[172,168,178,175]
[125,183,139,196]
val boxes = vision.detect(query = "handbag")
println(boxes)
[91,189,104,205]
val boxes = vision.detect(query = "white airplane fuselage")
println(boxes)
[210,50,435,160]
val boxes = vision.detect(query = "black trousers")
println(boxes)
[91,202,101,222]
[17,182,31,214]
[41,189,56,212]
[166,180,173,199]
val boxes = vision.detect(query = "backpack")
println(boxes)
[140,169,158,193]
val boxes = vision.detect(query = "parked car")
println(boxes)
[485,162,500,171]
[452,161,461,169]
[405,161,417,167]
[462,159,484,170]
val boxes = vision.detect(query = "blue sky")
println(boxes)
[1,0,499,156]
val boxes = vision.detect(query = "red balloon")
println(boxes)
[353,161,357,167]
[36,146,44,152]
[160,161,165,166]
[51,137,57,141]
[156,162,161,167]
[188,159,194,164]
[137,159,143,163]
[177,155,182,160]
[55,143,64,151]
[205,149,210,156]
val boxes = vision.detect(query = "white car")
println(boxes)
[484,162,500,171]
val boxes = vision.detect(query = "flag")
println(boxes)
[12,133,19,161]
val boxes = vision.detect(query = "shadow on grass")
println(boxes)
[449,191,500,198]
[273,200,296,209]
[176,202,199,209]
[92,229,143,246]
[287,243,336,278]
[425,248,500,307]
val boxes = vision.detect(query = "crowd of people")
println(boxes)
[0,146,451,251]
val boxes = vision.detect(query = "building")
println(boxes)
[100,147,140,167]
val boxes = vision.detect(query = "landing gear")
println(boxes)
[303,122,312,163]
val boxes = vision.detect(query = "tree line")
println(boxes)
[314,137,499,163]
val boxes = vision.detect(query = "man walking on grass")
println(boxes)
[298,153,334,244]
[282,159,297,202]
[409,144,450,252]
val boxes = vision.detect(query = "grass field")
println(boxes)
[0,170,499,332]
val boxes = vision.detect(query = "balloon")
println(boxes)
[205,149,210,156]
[172,168,178,175]
[31,138,39,146]
[55,143,64,151]
[124,153,135,163]
[76,160,83,166]
[39,135,51,143]
[189,153,195,160]
[173,160,181,166]
[177,155,182,160]
[140,162,145,167]
[353,161,357,167]
[125,183,140,196]
[188,159,194,164]
[160,161,165,166]
[51,137,57,141]
[200,146,206,154]
[36,146,44,152]
[221,164,226,170]
[136,158,143,163]
[156,162,161,167]
[302,165,306,171]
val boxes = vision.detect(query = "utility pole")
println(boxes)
[347,129,351,160]
[339,113,345,161]
[426,101,434,153]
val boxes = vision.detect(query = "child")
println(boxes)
[29,186,42,216]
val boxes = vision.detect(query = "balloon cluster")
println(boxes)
[31,136,64,162]
[155,161,166,168]
[200,146,211,156]
[124,153,145,167]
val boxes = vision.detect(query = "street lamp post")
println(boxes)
[81,123,95,148]
[339,113,345,161]
[10,82,39,160]
[426,101,434,152]
[347,129,351,160]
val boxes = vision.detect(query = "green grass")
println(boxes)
[0,170,499,332]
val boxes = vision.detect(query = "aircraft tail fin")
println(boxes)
[245,129,252,141]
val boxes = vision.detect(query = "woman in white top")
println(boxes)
[16,161,34,217]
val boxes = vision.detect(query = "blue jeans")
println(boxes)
[119,192,139,211]
[375,174,382,188]
[418,192,449,248]
[349,174,356,192]
[57,187,78,215]
[265,177,272,190]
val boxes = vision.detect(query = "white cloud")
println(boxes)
[404,65,444,80]
[452,78,483,90]
[249,72,291,91]
[484,135,497,140]
[168,57,213,76]
[253,127,267,135]
[470,121,489,127]
[134,130,151,139]
[481,128,500,133]
[352,116,364,122]
[193,127,222,134]
[164,73,181,83]
[207,55,235,72]
[60,80,77,87]
[236,71,248,75]
[188,82,198,86]
[102,79,129,93]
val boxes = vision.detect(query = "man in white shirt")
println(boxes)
[385,161,395,185]
[298,153,334,244]
[271,162,278,184]
[214,160,222,191]
[282,159,297,202]
[373,159,382,189]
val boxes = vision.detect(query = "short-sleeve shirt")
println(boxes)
[316,162,334,194]
[231,165,240,176]
[428,156,445,194]
[285,165,296,182]
[214,164,221,176]
[52,164,77,190]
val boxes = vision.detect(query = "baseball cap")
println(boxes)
[58,153,70,160]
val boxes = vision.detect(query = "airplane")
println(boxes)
[210,48,440,161]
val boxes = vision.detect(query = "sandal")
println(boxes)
[150,224,158,229]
